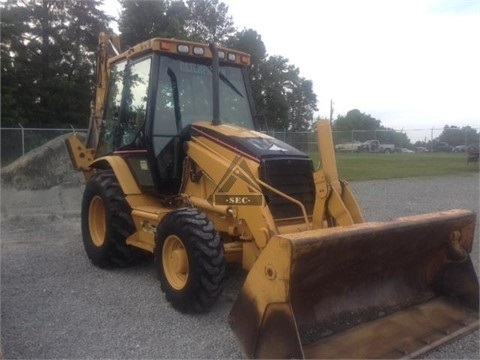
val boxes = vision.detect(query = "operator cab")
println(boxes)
[96,40,256,195]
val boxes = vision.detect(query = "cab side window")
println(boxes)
[116,58,152,149]
[98,58,152,155]
[98,61,125,156]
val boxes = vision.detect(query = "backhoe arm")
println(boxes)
[86,32,121,150]
[66,33,121,178]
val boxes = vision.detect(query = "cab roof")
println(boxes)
[108,37,251,67]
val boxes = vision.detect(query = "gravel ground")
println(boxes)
[1,173,479,359]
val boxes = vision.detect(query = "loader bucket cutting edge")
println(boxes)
[228,209,479,359]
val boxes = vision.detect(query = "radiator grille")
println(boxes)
[260,158,315,219]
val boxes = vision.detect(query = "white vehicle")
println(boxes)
[334,141,362,152]
[359,139,396,153]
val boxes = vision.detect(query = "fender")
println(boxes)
[66,135,141,196]
[90,155,142,195]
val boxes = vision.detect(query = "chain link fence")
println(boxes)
[263,129,318,154]
[2,125,479,167]
[265,128,479,154]
[1,126,87,167]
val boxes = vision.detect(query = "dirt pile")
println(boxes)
[1,133,84,190]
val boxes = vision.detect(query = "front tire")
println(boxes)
[81,170,141,267]
[155,208,226,313]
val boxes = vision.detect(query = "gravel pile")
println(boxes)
[1,133,84,190]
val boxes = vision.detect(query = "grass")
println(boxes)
[309,152,479,181]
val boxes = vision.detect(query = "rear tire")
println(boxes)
[81,170,141,267]
[155,208,226,313]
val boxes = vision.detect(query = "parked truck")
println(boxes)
[359,139,396,153]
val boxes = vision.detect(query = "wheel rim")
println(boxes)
[88,195,106,247]
[162,235,189,290]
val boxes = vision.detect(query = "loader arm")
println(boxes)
[312,120,364,228]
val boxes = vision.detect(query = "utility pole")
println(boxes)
[329,99,334,126]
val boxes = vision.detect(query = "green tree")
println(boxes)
[0,2,27,126]
[264,56,317,131]
[438,125,479,147]
[185,0,235,43]
[228,30,317,131]
[333,109,410,147]
[118,0,234,46]
[227,28,267,65]
[285,76,316,131]
[333,109,381,133]
[1,0,112,128]
[227,29,267,126]
[118,0,189,47]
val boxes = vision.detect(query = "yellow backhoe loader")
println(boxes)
[66,33,479,358]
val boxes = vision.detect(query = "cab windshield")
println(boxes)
[153,56,254,138]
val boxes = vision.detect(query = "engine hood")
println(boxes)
[190,122,309,162]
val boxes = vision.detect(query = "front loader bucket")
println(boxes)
[229,209,479,359]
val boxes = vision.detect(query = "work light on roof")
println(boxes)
[218,50,226,60]
[193,46,204,56]
[177,44,189,54]
[227,53,236,62]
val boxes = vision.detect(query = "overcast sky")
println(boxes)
[103,0,480,142]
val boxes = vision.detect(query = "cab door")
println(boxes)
[98,56,155,190]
